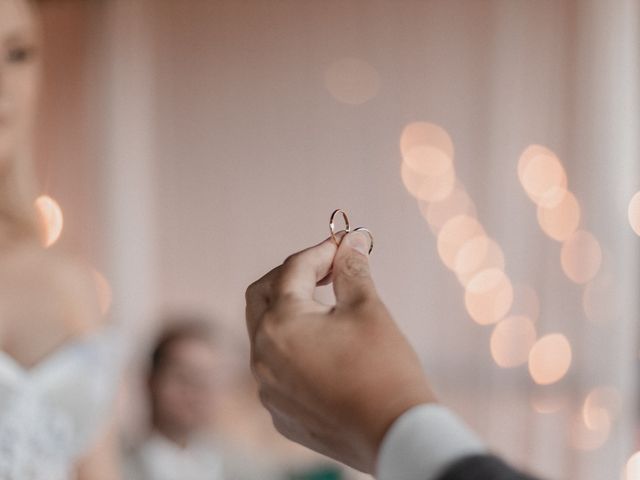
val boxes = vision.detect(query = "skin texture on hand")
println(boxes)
[245,232,436,473]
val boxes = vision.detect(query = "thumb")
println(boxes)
[332,230,376,306]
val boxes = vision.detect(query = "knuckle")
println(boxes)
[245,279,265,304]
[283,253,299,268]
[245,282,256,301]
[272,291,297,311]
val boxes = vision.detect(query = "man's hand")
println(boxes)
[245,232,435,473]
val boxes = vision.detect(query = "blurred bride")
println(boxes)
[0,0,121,478]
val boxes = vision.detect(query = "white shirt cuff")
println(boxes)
[376,404,487,480]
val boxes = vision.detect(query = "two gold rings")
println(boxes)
[329,209,374,255]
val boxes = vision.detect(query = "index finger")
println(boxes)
[275,237,338,302]
[245,265,281,341]
[245,236,338,340]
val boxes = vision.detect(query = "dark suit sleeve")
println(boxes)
[435,455,543,480]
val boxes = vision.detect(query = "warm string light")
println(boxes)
[400,122,517,329]
[518,146,568,209]
[399,122,538,373]
[518,145,602,285]
[419,184,477,234]
[399,127,622,455]
[436,215,485,272]
[582,386,621,431]
[400,123,456,202]
[454,236,506,287]
[517,145,617,395]
[464,268,513,325]
[519,146,617,445]
[536,190,581,242]
[490,315,537,368]
[34,195,64,248]
[561,230,603,284]
[528,334,572,385]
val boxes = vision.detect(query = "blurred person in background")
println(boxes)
[0,0,121,478]
[126,318,273,480]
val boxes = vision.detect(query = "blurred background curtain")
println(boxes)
[36,1,639,479]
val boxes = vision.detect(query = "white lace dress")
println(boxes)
[0,331,119,479]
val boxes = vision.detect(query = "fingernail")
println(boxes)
[346,231,370,255]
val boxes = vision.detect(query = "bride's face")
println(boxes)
[0,0,41,164]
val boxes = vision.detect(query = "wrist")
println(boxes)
[356,386,435,473]
[375,404,486,480]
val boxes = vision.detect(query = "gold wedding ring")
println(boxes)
[329,209,350,244]
[353,227,374,255]
[329,209,374,255]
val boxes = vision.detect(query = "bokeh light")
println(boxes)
[400,160,456,202]
[400,161,424,197]
[536,189,581,241]
[400,121,454,160]
[323,57,381,105]
[626,452,640,480]
[560,230,602,284]
[517,144,554,179]
[34,195,64,248]
[419,184,477,235]
[464,268,513,325]
[403,144,453,176]
[582,386,621,431]
[629,191,640,236]
[490,315,537,368]
[528,333,572,385]
[518,145,568,208]
[454,236,505,287]
[437,215,485,270]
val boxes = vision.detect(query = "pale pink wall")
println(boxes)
[33,1,640,478]
[148,2,639,478]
